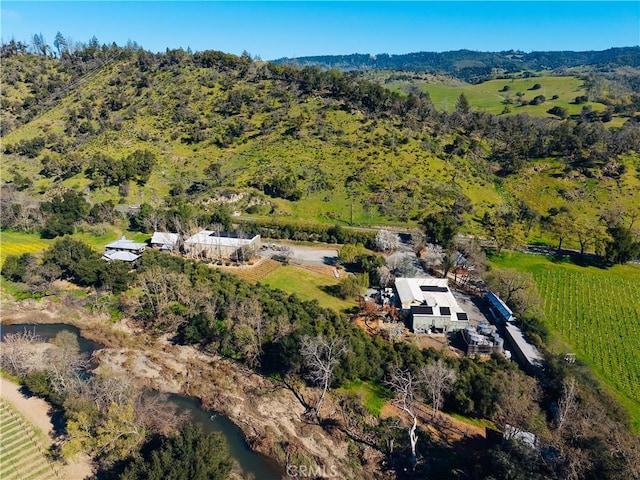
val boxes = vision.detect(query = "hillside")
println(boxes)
[274,47,640,83]
[1,44,639,251]
[2,43,640,480]
[368,72,606,115]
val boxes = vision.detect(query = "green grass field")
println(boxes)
[386,75,608,118]
[260,265,357,313]
[489,252,640,426]
[340,380,393,417]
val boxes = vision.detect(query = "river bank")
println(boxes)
[1,296,383,479]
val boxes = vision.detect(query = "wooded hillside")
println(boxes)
[1,41,639,255]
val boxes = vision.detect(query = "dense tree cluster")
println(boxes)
[274,47,640,83]
[107,425,233,480]
[85,149,156,189]
[40,190,89,238]
[2,237,131,294]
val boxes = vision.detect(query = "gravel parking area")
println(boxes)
[260,244,339,266]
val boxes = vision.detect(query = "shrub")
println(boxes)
[529,95,546,106]
[547,106,568,119]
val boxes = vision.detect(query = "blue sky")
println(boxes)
[2,2,639,59]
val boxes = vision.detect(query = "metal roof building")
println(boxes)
[150,232,179,251]
[102,250,140,263]
[105,236,146,254]
[485,291,515,323]
[503,322,545,374]
[184,230,260,261]
[395,278,470,333]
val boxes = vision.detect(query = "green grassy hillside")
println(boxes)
[362,69,636,124]
[1,48,639,243]
[416,76,605,117]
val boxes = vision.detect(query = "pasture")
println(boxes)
[490,252,640,425]
[386,75,607,118]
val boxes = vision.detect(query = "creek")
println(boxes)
[1,323,283,480]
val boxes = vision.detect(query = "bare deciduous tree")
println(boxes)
[299,335,348,421]
[376,265,394,288]
[458,239,487,285]
[0,328,42,376]
[45,331,88,397]
[375,229,400,252]
[485,268,540,315]
[555,377,578,432]
[265,313,293,343]
[143,209,166,233]
[136,267,190,329]
[495,370,542,433]
[386,365,420,468]
[229,296,265,368]
[422,243,444,269]
[88,374,137,412]
[420,359,457,418]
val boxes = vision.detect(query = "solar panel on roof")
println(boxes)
[412,305,433,315]
[439,306,451,316]
[457,312,468,320]
[420,285,448,292]
[486,292,514,320]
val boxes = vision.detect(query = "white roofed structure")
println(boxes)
[105,236,146,254]
[184,230,260,261]
[150,232,179,251]
[102,250,140,263]
[395,278,470,333]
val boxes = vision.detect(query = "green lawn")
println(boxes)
[489,252,640,428]
[260,265,357,313]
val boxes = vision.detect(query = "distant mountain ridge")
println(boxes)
[274,47,640,83]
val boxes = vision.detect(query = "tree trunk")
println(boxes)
[409,415,418,469]
[315,377,330,421]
